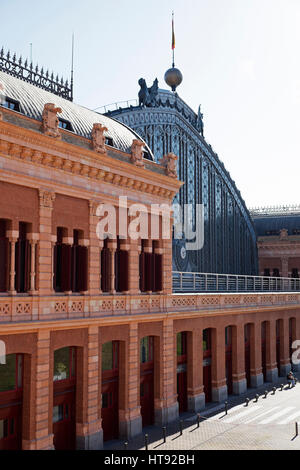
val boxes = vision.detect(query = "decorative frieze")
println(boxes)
[0,137,176,199]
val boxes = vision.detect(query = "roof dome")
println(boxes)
[164,67,183,92]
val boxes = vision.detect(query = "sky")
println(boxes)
[1,0,300,209]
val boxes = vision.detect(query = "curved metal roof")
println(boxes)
[253,215,300,236]
[0,70,154,158]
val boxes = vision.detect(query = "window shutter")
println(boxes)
[77,246,88,292]
[119,250,129,292]
[154,254,163,292]
[145,253,152,292]
[53,244,58,291]
[0,237,8,292]
[24,240,30,292]
[15,240,21,293]
[139,252,145,292]
[61,244,71,292]
[101,247,110,292]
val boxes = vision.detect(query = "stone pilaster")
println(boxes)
[76,327,102,450]
[22,330,53,450]
[37,190,55,295]
[187,329,205,412]
[89,201,102,295]
[266,319,279,382]
[211,327,228,402]
[250,322,264,387]
[154,319,178,425]
[232,324,247,394]
[119,323,142,438]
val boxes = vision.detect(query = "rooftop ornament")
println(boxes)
[164,12,183,92]
[0,47,73,101]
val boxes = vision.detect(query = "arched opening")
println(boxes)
[101,341,119,441]
[203,329,212,403]
[261,321,267,382]
[244,324,251,388]
[0,353,23,450]
[225,326,233,395]
[140,336,154,426]
[53,347,76,450]
[176,332,187,413]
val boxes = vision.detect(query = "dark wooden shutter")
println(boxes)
[0,237,8,292]
[61,244,71,292]
[139,252,145,292]
[77,246,88,292]
[119,250,129,292]
[145,253,152,292]
[154,254,162,292]
[101,247,110,293]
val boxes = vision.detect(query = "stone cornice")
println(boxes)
[0,117,182,201]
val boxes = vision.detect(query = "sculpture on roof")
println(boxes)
[138,78,159,107]
[196,105,204,136]
[131,139,144,168]
[91,123,108,154]
[160,152,178,179]
[41,103,62,139]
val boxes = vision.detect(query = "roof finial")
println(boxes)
[164,11,183,92]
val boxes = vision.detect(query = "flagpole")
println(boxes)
[172,11,175,67]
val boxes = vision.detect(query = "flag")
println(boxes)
[172,14,175,50]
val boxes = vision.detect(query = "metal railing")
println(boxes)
[172,271,300,293]
[93,99,138,114]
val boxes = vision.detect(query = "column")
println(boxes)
[187,329,205,412]
[76,326,102,450]
[7,230,18,294]
[154,319,178,425]
[232,324,247,394]
[62,235,73,295]
[143,240,152,294]
[279,317,291,376]
[22,330,53,450]
[281,257,289,278]
[266,319,278,382]
[292,317,300,372]
[107,240,117,294]
[250,322,264,387]
[38,190,55,295]
[28,235,39,294]
[128,239,140,294]
[119,323,142,438]
[162,237,173,295]
[119,241,130,294]
[89,201,102,295]
[211,327,228,402]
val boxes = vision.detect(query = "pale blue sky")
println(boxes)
[2,0,300,208]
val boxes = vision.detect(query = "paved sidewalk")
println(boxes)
[104,371,300,451]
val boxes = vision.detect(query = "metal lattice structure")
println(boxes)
[105,88,258,275]
[0,47,73,101]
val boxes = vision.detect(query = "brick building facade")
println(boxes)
[0,58,299,450]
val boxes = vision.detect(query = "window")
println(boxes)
[177,332,187,356]
[264,268,270,277]
[53,405,64,423]
[203,329,211,352]
[53,347,75,382]
[1,97,20,112]
[102,341,119,372]
[140,337,153,364]
[0,354,23,393]
[105,137,113,147]
[225,327,232,347]
[58,118,73,131]
[292,269,299,278]
[273,268,280,277]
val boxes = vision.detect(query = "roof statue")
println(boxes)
[196,105,204,136]
[138,78,159,107]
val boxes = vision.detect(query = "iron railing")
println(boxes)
[172,271,300,293]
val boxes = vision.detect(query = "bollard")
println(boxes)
[124,441,128,450]
[197,414,201,428]
[162,426,166,443]
[272,387,276,395]
[179,420,183,436]
[255,394,259,403]
[145,434,148,451]
[225,401,228,415]
[280,384,284,391]
[264,390,268,399]
[296,422,299,437]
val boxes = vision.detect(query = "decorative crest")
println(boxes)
[0,47,73,101]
